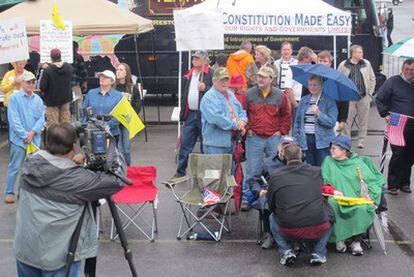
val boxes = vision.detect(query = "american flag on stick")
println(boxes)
[387,112,408,147]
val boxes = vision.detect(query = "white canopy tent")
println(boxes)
[174,0,352,135]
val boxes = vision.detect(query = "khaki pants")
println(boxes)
[344,95,371,146]
[46,102,71,126]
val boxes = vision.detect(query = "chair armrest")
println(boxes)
[162,175,191,189]
[226,175,238,188]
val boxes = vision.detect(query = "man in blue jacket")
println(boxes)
[200,67,247,154]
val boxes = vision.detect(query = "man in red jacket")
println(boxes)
[242,66,291,211]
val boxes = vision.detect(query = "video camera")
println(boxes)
[75,107,119,171]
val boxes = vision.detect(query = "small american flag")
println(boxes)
[201,189,221,206]
[387,113,408,147]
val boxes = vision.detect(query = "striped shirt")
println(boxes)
[275,58,297,90]
[304,95,318,134]
[348,61,366,97]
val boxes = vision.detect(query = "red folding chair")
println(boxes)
[110,166,158,242]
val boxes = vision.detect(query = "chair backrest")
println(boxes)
[188,153,232,195]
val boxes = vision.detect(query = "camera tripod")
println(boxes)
[65,171,138,277]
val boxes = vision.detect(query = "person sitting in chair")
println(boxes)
[267,144,334,266]
[321,135,385,256]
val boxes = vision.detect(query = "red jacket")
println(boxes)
[246,86,291,137]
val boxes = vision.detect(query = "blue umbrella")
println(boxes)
[290,64,361,101]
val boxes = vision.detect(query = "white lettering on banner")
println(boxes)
[40,20,73,63]
[0,17,29,64]
[222,12,351,36]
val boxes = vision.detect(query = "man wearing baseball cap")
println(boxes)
[200,67,247,154]
[39,48,73,126]
[174,50,213,178]
[242,66,291,211]
[82,70,122,138]
[4,72,45,204]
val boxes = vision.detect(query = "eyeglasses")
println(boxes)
[26,80,36,84]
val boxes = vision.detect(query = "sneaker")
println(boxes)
[336,240,347,253]
[280,250,296,265]
[400,185,412,194]
[261,233,274,249]
[240,202,250,212]
[310,253,327,265]
[350,241,364,256]
[4,194,16,204]
[172,173,185,179]
[357,142,364,149]
[388,188,399,195]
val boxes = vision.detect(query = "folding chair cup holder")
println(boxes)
[162,154,237,242]
[111,166,158,242]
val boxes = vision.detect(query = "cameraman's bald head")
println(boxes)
[44,123,77,155]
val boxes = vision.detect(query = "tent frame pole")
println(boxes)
[134,33,148,142]
[333,35,337,69]
[178,51,183,139]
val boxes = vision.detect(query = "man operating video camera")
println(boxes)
[14,123,126,276]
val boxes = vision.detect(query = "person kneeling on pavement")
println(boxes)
[248,136,297,249]
[267,144,334,265]
[321,135,385,256]
[14,123,126,277]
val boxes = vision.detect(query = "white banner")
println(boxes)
[222,12,352,36]
[174,9,224,51]
[40,20,73,63]
[0,17,29,64]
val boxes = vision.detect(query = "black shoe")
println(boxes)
[261,233,274,249]
[400,185,412,193]
[172,173,185,179]
[241,202,251,212]
[388,188,398,195]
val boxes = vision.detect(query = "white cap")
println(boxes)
[98,70,115,81]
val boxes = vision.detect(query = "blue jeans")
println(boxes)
[5,143,26,195]
[269,213,332,257]
[16,260,81,277]
[117,125,131,166]
[203,145,232,154]
[177,111,202,175]
[244,135,280,203]
[305,134,330,167]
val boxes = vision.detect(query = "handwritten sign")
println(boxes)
[40,20,73,63]
[0,17,29,64]
[174,9,224,51]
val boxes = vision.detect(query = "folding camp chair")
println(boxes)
[110,166,158,242]
[163,153,236,242]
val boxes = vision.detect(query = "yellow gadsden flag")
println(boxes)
[333,195,374,206]
[52,2,65,30]
[26,143,39,156]
[110,97,145,139]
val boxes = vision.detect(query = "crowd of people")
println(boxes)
[0,38,413,274]
[173,40,414,265]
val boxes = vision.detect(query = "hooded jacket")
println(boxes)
[14,150,124,271]
[39,62,73,106]
[227,50,254,87]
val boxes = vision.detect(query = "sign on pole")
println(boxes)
[0,17,29,64]
[174,9,224,51]
[40,20,73,63]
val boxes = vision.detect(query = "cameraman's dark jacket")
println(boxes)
[14,150,125,271]
[267,161,334,229]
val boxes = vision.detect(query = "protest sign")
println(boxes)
[40,20,73,63]
[174,9,224,51]
[0,17,29,64]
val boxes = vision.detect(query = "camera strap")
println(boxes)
[64,204,88,277]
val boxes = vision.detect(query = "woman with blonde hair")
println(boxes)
[114,63,142,165]
[0,60,28,107]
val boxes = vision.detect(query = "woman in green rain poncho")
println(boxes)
[321,135,385,256]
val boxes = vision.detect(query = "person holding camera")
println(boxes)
[82,70,122,140]
[14,123,125,276]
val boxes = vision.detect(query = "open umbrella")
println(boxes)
[383,36,414,58]
[290,64,360,101]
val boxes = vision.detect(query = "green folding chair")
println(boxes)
[163,153,236,241]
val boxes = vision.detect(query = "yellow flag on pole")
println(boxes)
[110,97,145,139]
[52,2,65,30]
[26,143,39,156]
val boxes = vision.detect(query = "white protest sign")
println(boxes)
[174,9,224,51]
[0,17,29,64]
[40,20,73,63]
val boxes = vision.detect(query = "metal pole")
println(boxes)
[178,51,182,139]
[333,35,337,69]
[133,34,148,142]
[347,34,351,59]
